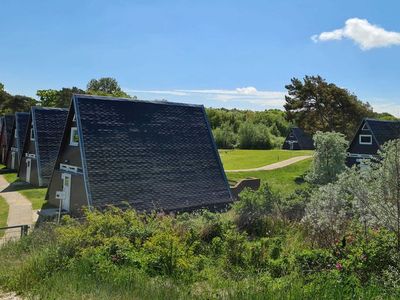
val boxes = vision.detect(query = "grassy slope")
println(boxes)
[1,172,48,210]
[2,173,18,184]
[227,158,312,195]
[219,149,313,170]
[0,196,9,237]
[19,189,48,210]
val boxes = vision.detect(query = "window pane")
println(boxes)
[360,135,371,143]
[73,130,79,143]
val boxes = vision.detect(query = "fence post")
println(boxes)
[20,225,29,237]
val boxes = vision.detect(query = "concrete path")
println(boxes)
[0,175,33,242]
[225,155,312,173]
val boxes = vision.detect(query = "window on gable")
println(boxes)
[359,134,372,145]
[30,128,35,141]
[72,114,76,122]
[69,127,79,146]
[361,123,370,131]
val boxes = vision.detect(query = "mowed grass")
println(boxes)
[219,149,313,170]
[1,171,48,210]
[2,173,18,184]
[0,196,9,237]
[227,158,312,195]
[19,189,48,210]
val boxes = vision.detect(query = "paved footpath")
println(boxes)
[0,175,33,242]
[225,155,312,173]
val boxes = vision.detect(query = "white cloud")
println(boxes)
[236,86,258,95]
[368,101,400,117]
[312,18,400,50]
[127,87,286,108]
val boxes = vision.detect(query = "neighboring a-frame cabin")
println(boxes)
[5,112,29,170]
[347,118,400,167]
[18,107,68,186]
[47,94,232,215]
[282,127,314,150]
[0,114,15,164]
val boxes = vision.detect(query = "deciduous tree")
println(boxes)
[306,131,348,185]
[0,82,37,113]
[86,77,135,98]
[37,87,85,108]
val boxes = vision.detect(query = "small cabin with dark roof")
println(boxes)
[5,112,29,170]
[18,107,68,186]
[282,127,314,150]
[347,118,400,167]
[46,94,232,215]
[0,114,15,164]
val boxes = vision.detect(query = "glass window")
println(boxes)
[69,127,79,146]
[359,135,372,145]
[30,128,35,141]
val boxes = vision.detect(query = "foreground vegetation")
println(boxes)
[219,149,312,170]
[0,197,8,237]
[0,200,397,300]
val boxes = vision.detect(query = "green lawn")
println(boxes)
[2,172,18,184]
[1,171,48,210]
[219,149,313,170]
[19,189,48,210]
[227,158,312,195]
[0,196,9,237]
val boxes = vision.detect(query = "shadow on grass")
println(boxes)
[294,175,306,185]
[0,167,16,175]
[1,180,36,192]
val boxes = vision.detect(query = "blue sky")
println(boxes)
[1,0,400,114]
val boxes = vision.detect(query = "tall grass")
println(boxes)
[0,196,9,237]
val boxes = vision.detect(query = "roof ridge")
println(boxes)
[73,94,204,108]
[31,106,69,112]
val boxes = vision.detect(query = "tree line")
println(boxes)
[210,75,396,149]
[1,75,396,150]
[0,77,134,114]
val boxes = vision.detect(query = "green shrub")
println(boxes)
[233,184,280,236]
[212,123,237,149]
[295,249,335,275]
[238,122,273,149]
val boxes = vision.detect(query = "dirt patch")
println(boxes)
[0,292,23,300]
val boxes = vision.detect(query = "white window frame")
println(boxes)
[60,163,78,173]
[361,123,370,131]
[359,134,372,145]
[72,114,76,122]
[69,127,79,146]
[30,128,35,141]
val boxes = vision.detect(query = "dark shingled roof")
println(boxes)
[15,112,30,160]
[283,127,314,150]
[3,114,15,145]
[32,107,68,186]
[364,119,400,146]
[72,94,232,211]
[292,128,314,149]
